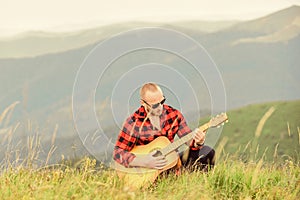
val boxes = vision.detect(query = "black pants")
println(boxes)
[180,145,215,171]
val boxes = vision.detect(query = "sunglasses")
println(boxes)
[142,97,166,109]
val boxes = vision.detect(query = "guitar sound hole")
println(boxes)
[152,150,162,157]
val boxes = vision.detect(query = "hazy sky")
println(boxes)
[1,0,300,36]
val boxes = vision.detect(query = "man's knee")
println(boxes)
[181,145,215,169]
[199,146,215,165]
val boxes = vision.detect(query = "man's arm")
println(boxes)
[176,111,205,149]
[113,117,138,167]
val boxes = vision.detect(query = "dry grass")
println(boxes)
[0,102,299,199]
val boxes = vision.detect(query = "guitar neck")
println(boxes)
[161,122,210,156]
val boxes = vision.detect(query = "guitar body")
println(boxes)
[114,136,180,189]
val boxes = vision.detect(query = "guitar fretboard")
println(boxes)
[161,123,210,156]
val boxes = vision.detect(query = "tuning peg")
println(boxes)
[221,122,225,126]
[217,125,221,128]
[225,120,229,123]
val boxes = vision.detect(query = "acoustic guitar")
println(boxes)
[113,113,228,189]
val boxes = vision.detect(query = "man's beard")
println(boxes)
[148,104,163,130]
[149,104,163,116]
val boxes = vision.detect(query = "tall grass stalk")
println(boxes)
[0,103,58,171]
[287,122,291,137]
[297,127,300,145]
[214,136,228,162]
[0,101,20,126]
[251,106,275,161]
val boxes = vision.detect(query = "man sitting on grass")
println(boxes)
[113,82,215,172]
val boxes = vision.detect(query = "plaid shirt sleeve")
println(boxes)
[176,111,201,150]
[113,116,138,167]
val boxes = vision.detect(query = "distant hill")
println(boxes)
[0,21,238,59]
[204,100,300,162]
[230,5,300,44]
[231,5,300,35]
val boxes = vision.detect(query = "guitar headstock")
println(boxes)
[209,113,228,128]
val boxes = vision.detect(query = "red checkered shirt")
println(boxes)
[113,104,199,167]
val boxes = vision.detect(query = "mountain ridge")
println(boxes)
[228,5,300,34]
[2,6,299,59]
[0,21,238,59]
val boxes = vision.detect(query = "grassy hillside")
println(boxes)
[0,101,299,199]
[203,100,300,162]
